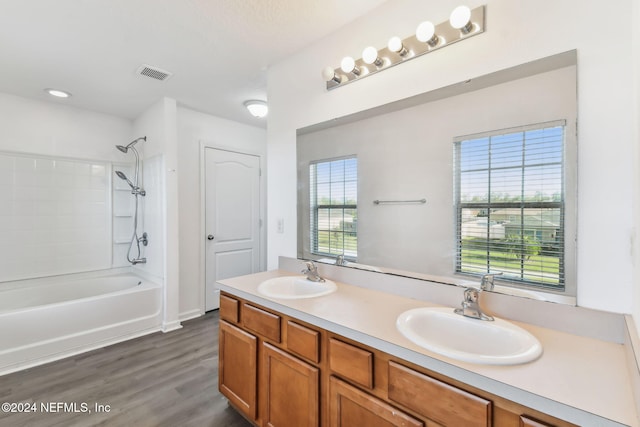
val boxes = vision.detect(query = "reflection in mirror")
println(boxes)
[297,51,577,305]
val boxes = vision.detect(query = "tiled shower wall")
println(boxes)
[0,152,111,282]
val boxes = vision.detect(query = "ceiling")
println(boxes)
[0,0,388,127]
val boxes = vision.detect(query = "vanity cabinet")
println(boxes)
[218,292,577,427]
[218,294,322,427]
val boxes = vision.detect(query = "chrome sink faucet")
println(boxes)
[454,275,500,321]
[302,261,325,282]
[454,287,494,321]
[479,272,502,291]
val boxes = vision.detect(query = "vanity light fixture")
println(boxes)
[45,88,72,98]
[322,5,485,90]
[244,100,268,118]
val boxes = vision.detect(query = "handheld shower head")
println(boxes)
[115,170,135,188]
[115,136,146,153]
[115,170,146,196]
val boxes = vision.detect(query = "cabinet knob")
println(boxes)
[207,234,215,241]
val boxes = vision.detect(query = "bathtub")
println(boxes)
[0,270,162,375]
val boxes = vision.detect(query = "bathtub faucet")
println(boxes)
[131,258,147,265]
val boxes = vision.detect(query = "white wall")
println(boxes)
[176,106,267,318]
[267,0,637,314]
[0,92,131,161]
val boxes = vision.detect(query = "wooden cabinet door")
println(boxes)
[219,320,258,420]
[329,376,423,427]
[262,342,319,427]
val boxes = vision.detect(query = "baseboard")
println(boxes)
[161,320,183,333]
[624,315,640,420]
[179,308,203,322]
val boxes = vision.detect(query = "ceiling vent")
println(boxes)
[136,64,173,81]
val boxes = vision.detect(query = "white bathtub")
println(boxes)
[0,270,162,375]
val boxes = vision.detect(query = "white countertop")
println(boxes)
[218,269,639,427]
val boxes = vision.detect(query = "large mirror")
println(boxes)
[297,51,577,304]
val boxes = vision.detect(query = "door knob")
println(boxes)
[207,234,214,240]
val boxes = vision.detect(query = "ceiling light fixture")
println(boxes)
[244,100,268,118]
[321,5,485,90]
[45,88,72,98]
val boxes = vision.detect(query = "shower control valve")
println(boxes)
[138,232,149,247]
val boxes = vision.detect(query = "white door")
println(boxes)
[205,148,261,311]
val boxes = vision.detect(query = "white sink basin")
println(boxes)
[396,307,542,365]
[257,276,337,299]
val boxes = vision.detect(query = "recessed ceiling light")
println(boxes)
[244,100,268,118]
[45,88,72,98]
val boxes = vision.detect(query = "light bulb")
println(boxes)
[416,21,439,47]
[340,56,360,75]
[387,36,406,55]
[362,46,383,66]
[387,37,401,52]
[322,66,339,83]
[450,5,473,34]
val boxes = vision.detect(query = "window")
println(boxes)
[309,157,357,259]
[454,121,565,290]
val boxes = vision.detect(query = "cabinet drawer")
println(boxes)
[287,321,321,363]
[388,361,491,427]
[328,338,373,389]
[242,303,281,342]
[329,376,423,427]
[520,416,555,427]
[220,294,239,323]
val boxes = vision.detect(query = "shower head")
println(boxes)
[115,136,146,153]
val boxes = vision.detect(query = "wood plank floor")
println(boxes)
[0,311,253,427]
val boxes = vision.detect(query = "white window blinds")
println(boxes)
[454,121,565,289]
[309,157,357,259]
